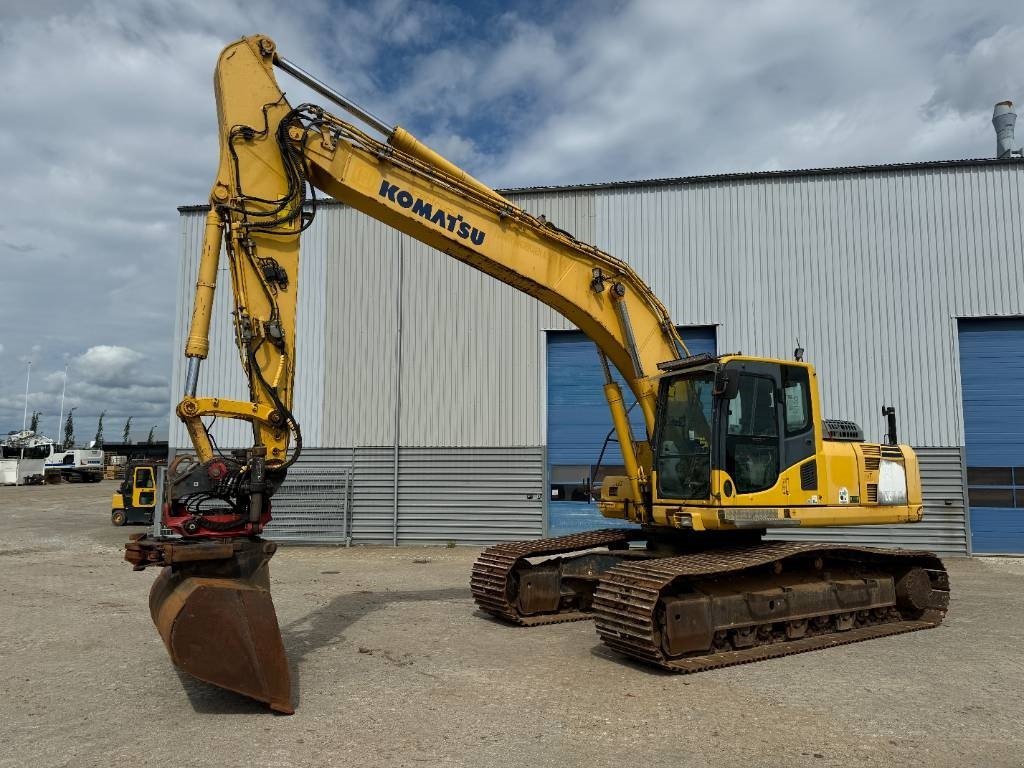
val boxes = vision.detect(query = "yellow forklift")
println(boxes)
[111,461,163,526]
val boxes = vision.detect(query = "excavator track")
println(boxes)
[593,541,949,673]
[471,528,645,625]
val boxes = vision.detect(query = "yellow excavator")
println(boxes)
[125,35,949,714]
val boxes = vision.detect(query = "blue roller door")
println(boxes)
[959,318,1024,555]
[546,327,716,535]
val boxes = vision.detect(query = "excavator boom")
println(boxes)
[127,35,948,713]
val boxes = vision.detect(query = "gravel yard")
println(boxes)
[1,482,1022,768]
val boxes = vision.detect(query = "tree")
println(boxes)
[29,411,41,434]
[63,408,76,450]
[93,410,106,447]
[122,416,133,444]
[146,426,156,445]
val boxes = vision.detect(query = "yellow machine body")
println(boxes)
[600,355,923,531]
[177,35,922,533]
[126,34,939,713]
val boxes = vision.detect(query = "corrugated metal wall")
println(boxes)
[172,189,594,449]
[175,162,1023,450]
[593,164,1024,448]
[396,448,544,544]
[172,160,1023,551]
[261,447,543,545]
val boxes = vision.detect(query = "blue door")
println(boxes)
[546,327,717,536]
[959,318,1024,554]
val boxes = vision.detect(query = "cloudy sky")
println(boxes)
[0,0,1020,442]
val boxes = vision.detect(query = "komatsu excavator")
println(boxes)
[125,35,949,714]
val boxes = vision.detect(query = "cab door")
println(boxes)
[132,466,155,509]
[714,360,818,502]
[711,360,787,502]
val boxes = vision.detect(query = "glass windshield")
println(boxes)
[725,373,780,493]
[656,371,714,500]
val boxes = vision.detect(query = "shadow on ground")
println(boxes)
[175,586,466,714]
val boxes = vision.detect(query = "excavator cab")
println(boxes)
[653,356,818,506]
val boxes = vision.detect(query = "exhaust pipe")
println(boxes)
[993,101,1022,159]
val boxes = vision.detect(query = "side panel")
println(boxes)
[769,446,968,555]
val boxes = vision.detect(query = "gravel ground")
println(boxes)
[1,482,1022,768]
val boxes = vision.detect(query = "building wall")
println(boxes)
[591,164,1024,448]
[262,447,544,546]
[171,160,1024,550]
[171,189,595,450]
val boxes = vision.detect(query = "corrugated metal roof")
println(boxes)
[177,156,1024,213]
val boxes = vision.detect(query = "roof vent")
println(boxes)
[993,101,1022,159]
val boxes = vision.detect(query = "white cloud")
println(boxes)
[73,346,146,387]
[459,1,1023,186]
[925,25,1024,117]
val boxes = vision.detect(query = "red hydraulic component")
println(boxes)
[161,499,272,539]
[207,460,229,480]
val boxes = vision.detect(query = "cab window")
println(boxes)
[135,467,154,488]
[782,366,812,435]
[725,374,779,493]
[655,372,714,500]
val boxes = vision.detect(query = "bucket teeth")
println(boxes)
[146,539,293,713]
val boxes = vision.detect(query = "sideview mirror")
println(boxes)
[713,370,739,399]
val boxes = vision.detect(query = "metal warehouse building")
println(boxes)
[172,156,1024,556]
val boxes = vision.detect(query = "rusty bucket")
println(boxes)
[145,538,293,713]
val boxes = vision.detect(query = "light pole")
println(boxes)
[57,363,68,441]
[21,360,31,431]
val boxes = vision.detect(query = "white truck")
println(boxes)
[0,431,51,485]
[44,444,105,482]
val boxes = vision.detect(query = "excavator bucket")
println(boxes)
[140,538,293,713]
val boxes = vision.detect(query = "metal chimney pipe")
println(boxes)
[993,101,1020,158]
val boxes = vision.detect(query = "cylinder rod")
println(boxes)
[275,55,394,137]
[612,290,644,379]
[184,209,224,360]
[184,358,200,397]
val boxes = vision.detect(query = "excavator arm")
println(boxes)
[126,34,689,713]
[125,35,948,715]
[162,34,689,538]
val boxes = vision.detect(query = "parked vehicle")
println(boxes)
[111,461,162,526]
